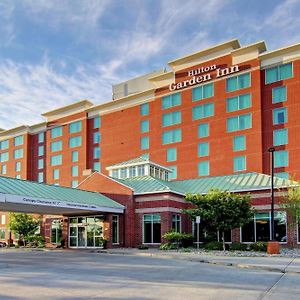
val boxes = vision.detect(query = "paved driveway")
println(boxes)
[0,249,299,300]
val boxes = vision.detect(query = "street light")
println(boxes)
[268,147,275,241]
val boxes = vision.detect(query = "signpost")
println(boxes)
[195,216,201,250]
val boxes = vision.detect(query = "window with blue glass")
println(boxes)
[140,103,149,116]
[273,108,287,125]
[38,132,44,143]
[162,93,181,109]
[14,135,24,146]
[1,164,6,174]
[274,150,288,167]
[93,116,101,129]
[51,154,62,166]
[50,140,62,152]
[0,152,9,162]
[71,180,78,188]
[198,142,209,157]
[233,135,246,151]
[273,129,288,146]
[53,169,59,180]
[192,103,214,120]
[71,166,78,177]
[94,147,100,159]
[226,73,250,92]
[72,151,79,162]
[93,132,101,144]
[38,172,44,183]
[162,128,182,145]
[38,145,44,157]
[167,148,177,162]
[227,113,252,132]
[272,86,286,103]
[69,136,82,148]
[69,121,82,133]
[141,153,149,159]
[14,149,24,159]
[192,83,214,101]
[15,161,21,172]
[169,166,177,180]
[0,140,9,150]
[198,123,209,138]
[93,162,101,172]
[234,156,246,172]
[51,126,62,138]
[140,120,149,133]
[198,161,209,176]
[38,159,44,169]
[226,93,251,112]
[141,136,149,150]
[275,172,289,179]
[265,63,293,84]
[162,111,181,127]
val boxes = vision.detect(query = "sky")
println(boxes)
[0,0,300,129]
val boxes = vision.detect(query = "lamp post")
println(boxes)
[268,147,275,241]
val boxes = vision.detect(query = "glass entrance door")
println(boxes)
[78,226,86,247]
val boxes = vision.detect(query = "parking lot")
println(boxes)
[0,249,300,299]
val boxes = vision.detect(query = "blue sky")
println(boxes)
[0,0,299,129]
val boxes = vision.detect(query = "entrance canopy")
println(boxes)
[0,176,124,215]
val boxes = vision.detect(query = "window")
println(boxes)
[69,136,82,148]
[162,111,181,127]
[226,73,251,92]
[169,166,177,180]
[51,155,62,166]
[172,215,181,233]
[72,166,79,177]
[275,172,289,179]
[93,162,101,172]
[265,62,293,84]
[53,169,59,180]
[162,93,181,109]
[38,145,44,157]
[192,103,214,120]
[226,93,251,112]
[143,214,161,244]
[51,140,62,152]
[71,180,78,188]
[14,135,24,146]
[198,123,209,138]
[51,220,62,244]
[272,86,287,103]
[198,142,209,157]
[16,174,21,179]
[162,128,182,145]
[94,147,100,159]
[233,135,246,151]
[0,152,9,162]
[112,215,119,244]
[15,161,21,172]
[38,172,44,183]
[192,83,214,101]
[167,148,177,162]
[227,113,252,132]
[141,153,149,159]
[0,140,9,150]
[38,159,44,169]
[14,148,24,159]
[234,156,246,171]
[51,126,62,138]
[69,120,82,133]
[38,132,44,143]
[140,103,149,116]
[274,150,288,167]
[137,165,145,176]
[241,212,287,243]
[1,215,6,225]
[140,120,149,133]
[141,136,149,150]
[0,229,5,240]
[198,161,209,176]
[93,132,101,144]
[72,151,79,162]
[1,165,7,175]
[273,108,287,125]
[93,116,101,129]
[273,129,288,146]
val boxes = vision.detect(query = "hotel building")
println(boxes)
[0,39,300,248]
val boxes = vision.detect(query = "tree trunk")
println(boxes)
[222,231,226,251]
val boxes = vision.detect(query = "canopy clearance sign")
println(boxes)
[169,64,242,91]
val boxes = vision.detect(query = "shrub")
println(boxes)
[138,245,149,250]
[181,233,194,248]
[160,243,177,250]
[24,234,45,248]
[250,242,267,252]
[229,242,248,251]
[203,241,223,250]
[162,231,195,249]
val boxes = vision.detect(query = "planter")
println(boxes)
[267,241,280,254]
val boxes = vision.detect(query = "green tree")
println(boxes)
[184,189,253,251]
[8,213,41,245]
[280,182,300,247]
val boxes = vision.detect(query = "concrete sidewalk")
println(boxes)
[104,248,300,274]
